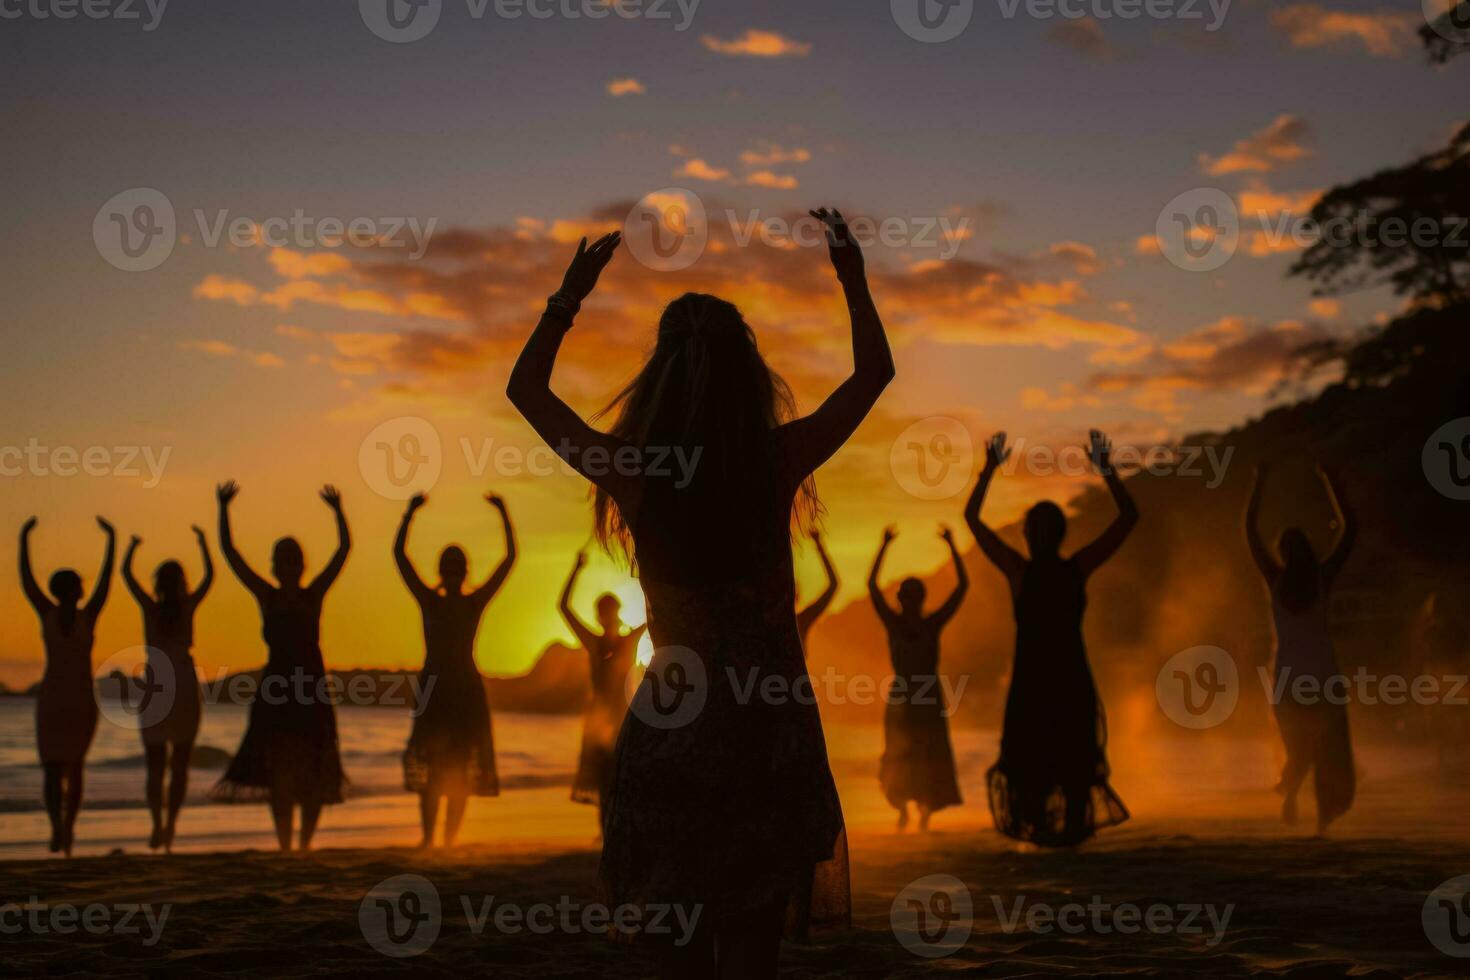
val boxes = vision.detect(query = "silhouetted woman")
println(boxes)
[796,530,839,651]
[210,482,350,852]
[394,491,515,848]
[122,527,213,851]
[1246,462,1357,833]
[20,516,114,856]
[508,209,892,979]
[967,431,1136,847]
[561,551,647,823]
[868,525,967,831]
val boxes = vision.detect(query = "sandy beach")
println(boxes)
[4,764,1468,977]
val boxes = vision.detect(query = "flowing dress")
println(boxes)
[987,557,1128,846]
[1270,577,1354,824]
[36,607,99,765]
[571,630,639,806]
[600,461,850,942]
[877,613,962,813]
[212,587,347,804]
[139,602,203,749]
[402,591,498,797]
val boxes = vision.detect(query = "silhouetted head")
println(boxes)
[153,560,187,602]
[48,570,83,606]
[1276,527,1320,611]
[1024,501,1067,557]
[271,537,305,587]
[592,293,818,559]
[438,546,468,593]
[595,592,622,631]
[897,577,926,616]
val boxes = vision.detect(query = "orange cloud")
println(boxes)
[1270,5,1417,57]
[745,170,799,190]
[605,77,646,96]
[700,29,812,57]
[179,339,284,368]
[740,143,812,167]
[674,158,733,182]
[1200,115,1313,175]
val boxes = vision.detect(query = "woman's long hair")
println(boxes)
[591,293,820,562]
[154,560,188,626]
[1276,528,1320,612]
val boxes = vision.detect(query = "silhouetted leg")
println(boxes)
[1279,753,1309,826]
[1063,784,1089,842]
[62,761,84,856]
[417,791,439,849]
[145,744,167,848]
[716,897,786,979]
[270,794,294,851]
[653,910,716,980]
[299,801,322,851]
[165,741,192,850]
[896,801,909,832]
[444,793,468,847]
[917,804,932,832]
[42,764,64,852]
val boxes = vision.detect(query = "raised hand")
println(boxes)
[320,485,343,511]
[22,517,37,535]
[573,550,588,570]
[882,524,897,544]
[558,232,621,303]
[191,524,206,541]
[985,432,1011,472]
[810,207,865,285]
[97,516,115,535]
[485,492,507,511]
[1088,429,1113,474]
[406,492,428,514]
[128,534,142,548]
[217,481,240,506]
[938,525,955,544]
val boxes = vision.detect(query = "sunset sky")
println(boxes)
[0,0,1460,685]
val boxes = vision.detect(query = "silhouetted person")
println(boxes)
[394,491,514,848]
[868,525,967,831]
[210,482,350,852]
[20,515,114,856]
[121,526,213,852]
[966,430,1136,847]
[1247,462,1357,833]
[796,530,839,652]
[507,209,892,979]
[560,551,646,824]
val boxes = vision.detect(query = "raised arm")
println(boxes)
[867,527,900,625]
[308,485,351,595]
[1073,431,1140,579]
[1318,464,1357,583]
[85,517,116,618]
[473,493,517,602]
[775,208,896,480]
[393,493,433,603]
[964,432,1026,588]
[1244,464,1279,581]
[190,524,214,604]
[558,552,600,650]
[797,531,840,633]
[19,518,51,615]
[928,526,970,626]
[121,534,152,608]
[506,233,639,505]
[216,482,272,599]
